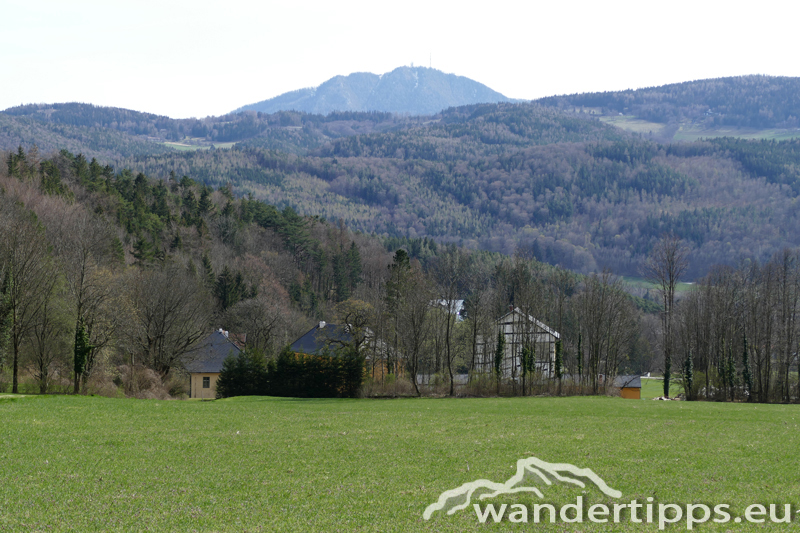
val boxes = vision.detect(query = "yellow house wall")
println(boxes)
[191,373,220,399]
[620,387,641,400]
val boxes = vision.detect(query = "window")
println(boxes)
[202,377,210,388]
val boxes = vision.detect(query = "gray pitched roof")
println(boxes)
[613,375,642,388]
[185,330,242,373]
[290,322,352,356]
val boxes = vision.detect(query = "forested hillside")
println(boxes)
[0,113,174,160]
[1,145,664,400]
[5,95,800,278]
[114,104,800,278]
[536,75,800,129]
[1,103,425,154]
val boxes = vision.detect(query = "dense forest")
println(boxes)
[4,80,800,280]
[536,75,800,129]
[1,145,663,400]
[0,103,424,155]
[4,145,800,404]
[118,117,800,277]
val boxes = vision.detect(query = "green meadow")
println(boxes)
[621,276,697,294]
[1,394,798,532]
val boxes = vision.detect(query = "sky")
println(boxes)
[2,0,798,119]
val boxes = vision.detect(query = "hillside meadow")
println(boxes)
[1,394,798,532]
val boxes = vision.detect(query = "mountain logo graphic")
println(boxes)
[423,456,622,520]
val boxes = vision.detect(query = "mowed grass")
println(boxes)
[599,115,670,136]
[621,276,697,294]
[163,141,236,151]
[640,377,683,399]
[1,394,799,532]
[673,124,800,142]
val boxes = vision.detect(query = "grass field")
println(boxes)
[599,115,670,137]
[640,377,683,399]
[598,114,800,143]
[1,394,798,531]
[621,276,697,294]
[672,125,800,142]
[163,141,236,151]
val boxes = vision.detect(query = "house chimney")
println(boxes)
[319,321,326,329]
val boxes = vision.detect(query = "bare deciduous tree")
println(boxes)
[124,265,212,375]
[643,234,689,397]
[0,199,56,393]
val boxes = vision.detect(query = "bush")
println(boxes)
[215,350,267,398]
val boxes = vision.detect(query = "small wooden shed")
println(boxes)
[613,375,642,399]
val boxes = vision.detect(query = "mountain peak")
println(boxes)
[234,67,512,116]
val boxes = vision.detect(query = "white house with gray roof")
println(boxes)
[476,307,560,378]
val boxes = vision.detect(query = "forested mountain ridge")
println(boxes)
[0,103,429,155]
[0,113,175,160]
[234,66,512,116]
[536,75,800,130]
[5,96,800,279]
[116,103,800,278]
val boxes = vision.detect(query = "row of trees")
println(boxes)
[316,245,648,397]
[674,248,800,402]
[6,143,798,403]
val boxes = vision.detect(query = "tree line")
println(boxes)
[4,145,800,403]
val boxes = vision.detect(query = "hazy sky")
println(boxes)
[3,0,797,118]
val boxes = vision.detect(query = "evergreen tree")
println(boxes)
[332,251,349,302]
[214,265,246,312]
[72,154,89,185]
[201,253,215,290]
[215,349,267,398]
[347,241,362,290]
[198,186,214,214]
[132,237,156,265]
[73,317,93,394]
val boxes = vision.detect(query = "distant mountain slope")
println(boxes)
[117,102,800,278]
[536,75,800,129]
[235,67,512,116]
[0,113,174,160]
[316,102,627,160]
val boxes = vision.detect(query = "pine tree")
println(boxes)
[132,237,156,265]
[201,253,215,290]
[214,266,246,312]
[198,186,214,214]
